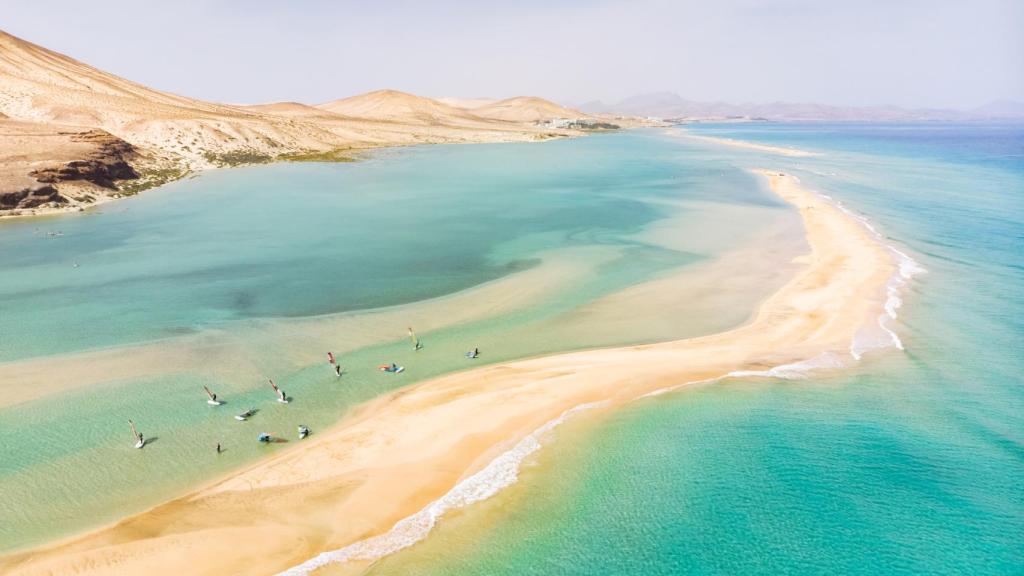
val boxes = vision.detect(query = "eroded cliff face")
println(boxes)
[0,123,144,213]
[0,183,63,210]
[28,130,139,189]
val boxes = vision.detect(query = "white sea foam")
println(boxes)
[638,375,722,399]
[727,351,848,380]
[638,351,849,400]
[276,400,609,576]
[808,187,926,359]
[851,245,927,359]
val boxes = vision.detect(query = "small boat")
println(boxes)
[235,408,255,421]
[465,348,480,359]
[378,364,404,373]
[298,425,310,439]
[258,432,272,443]
[204,385,222,406]
[129,419,145,449]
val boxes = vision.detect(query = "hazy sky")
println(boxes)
[4,0,1022,109]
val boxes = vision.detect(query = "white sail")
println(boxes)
[204,385,222,405]
[129,419,144,448]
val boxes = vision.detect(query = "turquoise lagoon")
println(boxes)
[0,130,803,551]
[2,124,1020,575]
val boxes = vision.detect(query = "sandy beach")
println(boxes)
[0,171,898,576]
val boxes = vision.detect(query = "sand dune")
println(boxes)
[0,30,607,217]
[436,96,499,109]
[0,171,900,576]
[317,89,490,126]
[472,95,586,122]
[238,102,350,119]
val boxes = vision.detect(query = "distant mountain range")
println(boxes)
[579,92,1024,122]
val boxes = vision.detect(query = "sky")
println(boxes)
[3,0,1022,109]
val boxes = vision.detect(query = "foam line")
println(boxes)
[809,186,926,359]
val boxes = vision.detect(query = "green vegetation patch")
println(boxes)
[202,149,273,167]
[117,166,189,196]
[279,149,358,163]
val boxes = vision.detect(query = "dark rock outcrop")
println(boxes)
[0,184,65,209]
[29,130,139,189]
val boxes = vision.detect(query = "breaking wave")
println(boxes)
[816,182,926,359]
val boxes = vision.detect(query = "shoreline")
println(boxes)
[0,133,570,222]
[0,170,907,575]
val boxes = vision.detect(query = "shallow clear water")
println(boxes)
[0,131,804,551]
[0,135,680,361]
[363,124,1024,575]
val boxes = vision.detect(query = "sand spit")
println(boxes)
[0,171,902,575]
[672,129,821,157]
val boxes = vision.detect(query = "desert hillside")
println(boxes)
[471,96,587,123]
[436,97,500,110]
[238,102,349,119]
[0,29,627,217]
[317,90,493,126]
[0,120,145,211]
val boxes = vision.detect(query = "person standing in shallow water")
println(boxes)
[216,443,222,454]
